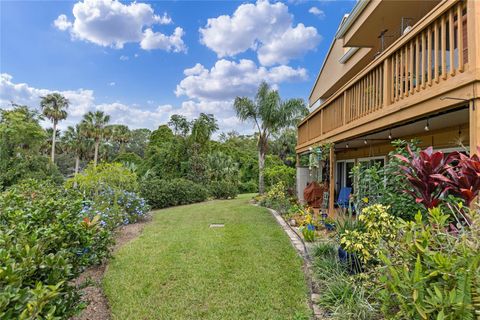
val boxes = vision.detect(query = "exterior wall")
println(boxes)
[309,43,374,105]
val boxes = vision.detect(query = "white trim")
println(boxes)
[339,47,360,64]
[335,0,370,40]
[436,146,469,153]
[335,159,355,190]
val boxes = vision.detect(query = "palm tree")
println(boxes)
[81,111,110,166]
[107,124,131,154]
[40,93,69,162]
[234,82,307,194]
[62,124,88,175]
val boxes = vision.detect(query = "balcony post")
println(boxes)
[467,0,480,75]
[383,58,391,107]
[328,145,335,217]
[470,97,480,156]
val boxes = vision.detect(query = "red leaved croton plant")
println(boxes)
[396,146,480,209]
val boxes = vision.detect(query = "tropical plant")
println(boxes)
[234,81,307,193]
[190,113,218,147]
[378,207,480,319]
[80,111,110,166]
[40,93,69,163]
[440,148,480,206]
[339,205,397,265]
[62,124,89,175]
[395,146,458,209]
[107,124,131,154]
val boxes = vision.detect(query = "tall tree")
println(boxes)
[190,113,218,147]
[62,124,88,175]
[107,124,131,154]
[40,93,69,163]
[81,111,110,166]
[168,114,190,136]
[234,82,307,194]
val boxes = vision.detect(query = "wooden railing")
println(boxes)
[298,0,469,147]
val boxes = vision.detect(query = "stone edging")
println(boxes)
[264,206,325,319]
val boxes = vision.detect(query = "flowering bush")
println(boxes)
[0,179,113,319]
[258,181,291,214]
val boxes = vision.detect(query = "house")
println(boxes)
[296,0,480,214]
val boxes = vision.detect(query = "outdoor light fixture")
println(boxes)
[346,143,349,148]
[388,129,392,140]
[424,118,430,132]
[364,139,368,145]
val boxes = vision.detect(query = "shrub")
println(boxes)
[66,162,138,195]
[378,207,480,319]
[339,205,397,265]
[258,181,291,214]
[209,180,238,199]
[66,162,148,228]
[0,180,113,319]
[140,178,208,209]
[264,164,295,189]
[239,180,258,193]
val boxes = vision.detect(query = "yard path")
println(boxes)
[103,194,310,319]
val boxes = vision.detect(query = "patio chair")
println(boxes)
[336,187,352,209]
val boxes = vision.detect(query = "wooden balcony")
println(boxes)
[297,0,480,153]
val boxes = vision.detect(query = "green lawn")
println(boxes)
[103,194,310,319]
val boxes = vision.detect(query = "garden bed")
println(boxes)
[71,218,151,320]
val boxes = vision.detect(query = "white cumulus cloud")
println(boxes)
[54,0,185,52]
[0,73,94,119]
[53,14,73,31]
[309,7,326,19]
[0,73,252,134]
[140,27,186,52]
[199,0,320,66]
[175,59,307,102]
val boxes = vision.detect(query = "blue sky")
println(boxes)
[0,0,354,133]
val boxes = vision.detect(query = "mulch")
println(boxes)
[71,218,151,320]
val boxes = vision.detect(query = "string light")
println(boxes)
[364,139,368,145]
[346,143,349,148]
[388,129,392,140]
[424,118,430,131]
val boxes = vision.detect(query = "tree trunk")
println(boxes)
[94,140,99,166]
[258,146,266,194]
[51,121,57,163]
[74,156,80,175]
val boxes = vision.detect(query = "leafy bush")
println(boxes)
[351,140,423,220]
[209,180,238,199]
[66,162,148,227]
[66,162,138,195]
[378,207,480,319]
[339,205,397,265]
[0,180,113,319]
[264,164,295,189]
[239,180,258,193]
[258,181,291,214]
[140,178,208,209]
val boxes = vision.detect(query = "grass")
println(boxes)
[311,242,379,320]
[103,194,310,319]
